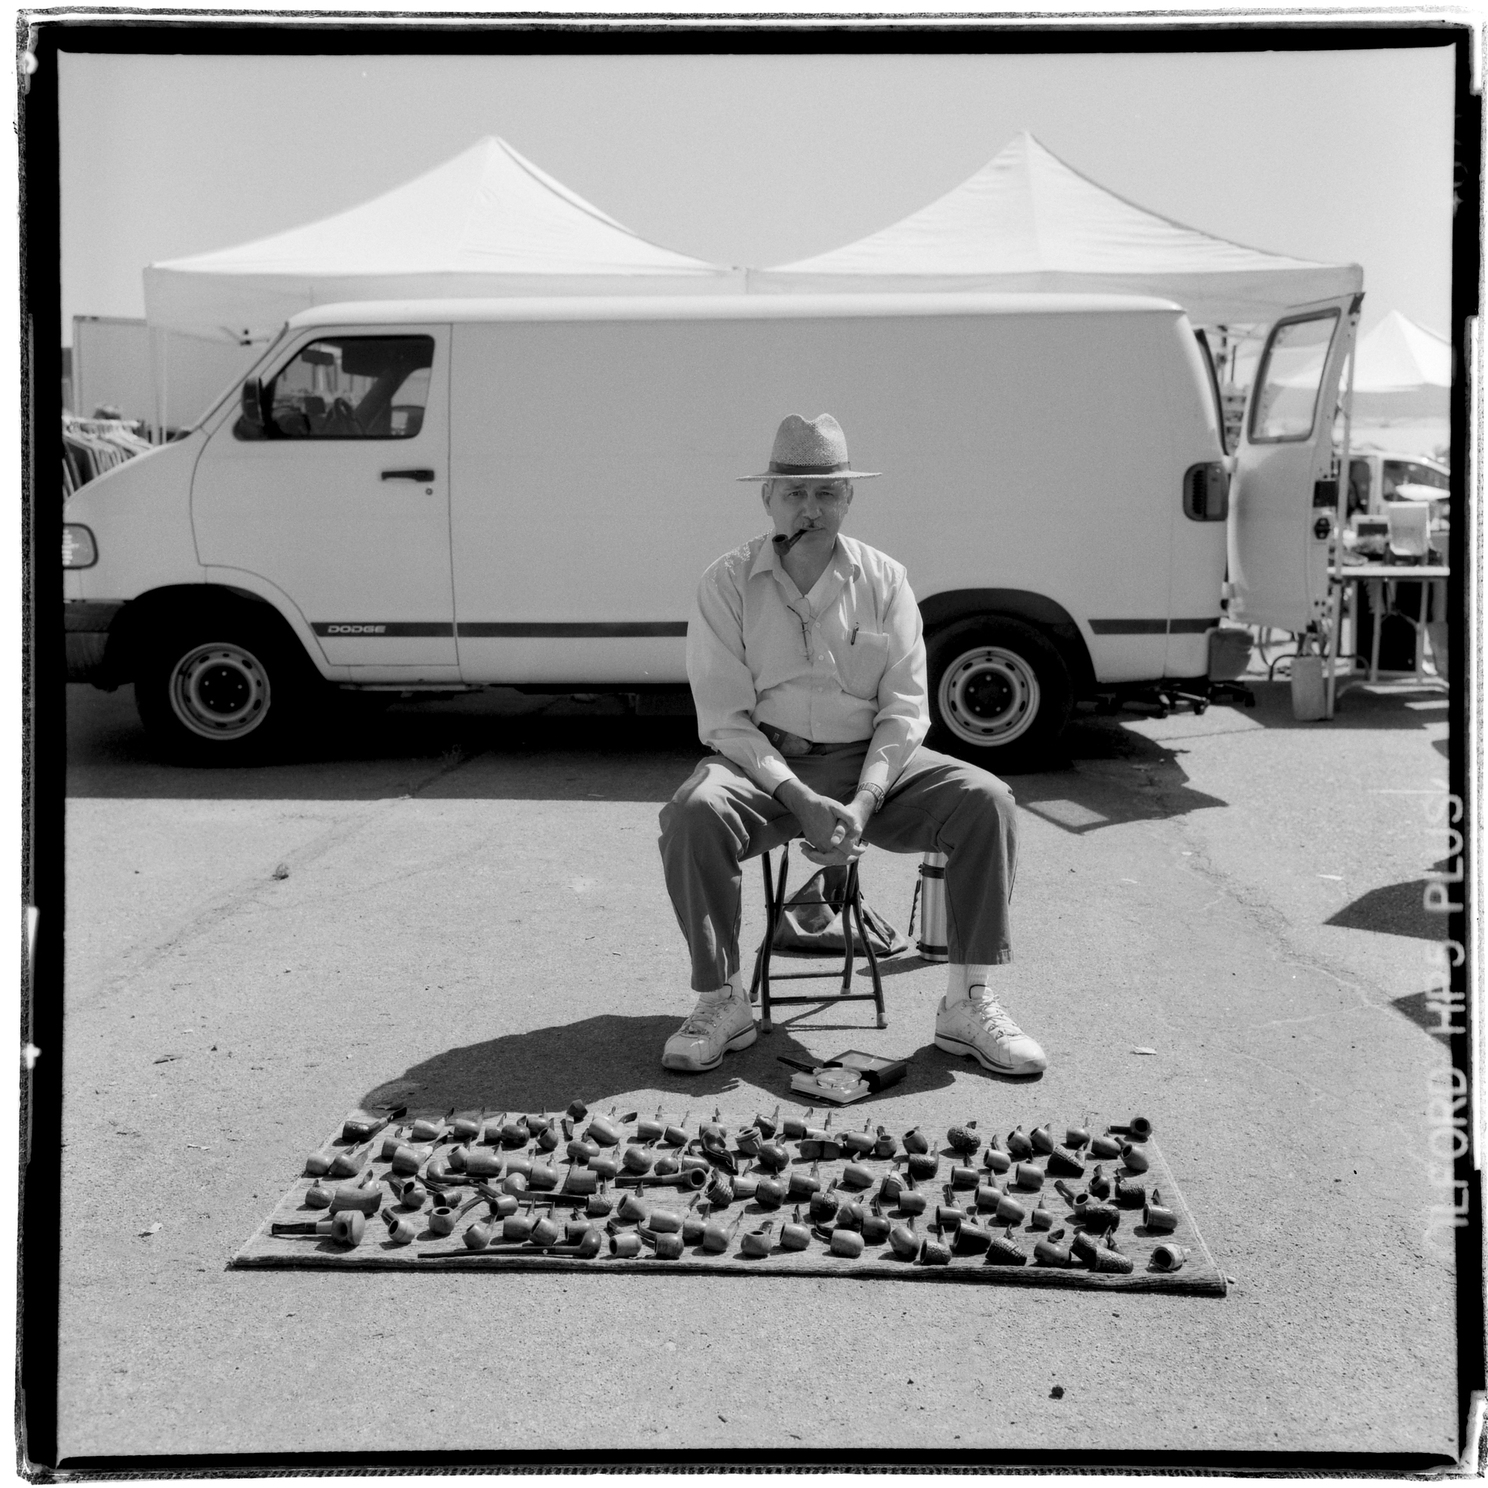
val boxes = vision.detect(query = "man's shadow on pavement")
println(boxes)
[359,1012,968,1114]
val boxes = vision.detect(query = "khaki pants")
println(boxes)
[658,743,1017,991]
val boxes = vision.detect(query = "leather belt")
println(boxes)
[758,721,855,757]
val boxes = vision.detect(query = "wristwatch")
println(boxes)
[859,782,886,814]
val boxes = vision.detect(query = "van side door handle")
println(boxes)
[381,468,435,482]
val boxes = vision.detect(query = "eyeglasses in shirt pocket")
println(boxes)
[835,630,891,700]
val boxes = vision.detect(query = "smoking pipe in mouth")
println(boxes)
[773,527,814,554]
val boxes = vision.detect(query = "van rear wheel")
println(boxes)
[925,617,1072,771]
[135,613,312,764]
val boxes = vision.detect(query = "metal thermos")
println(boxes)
[916,852,948,962]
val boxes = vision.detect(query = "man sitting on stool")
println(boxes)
[657,413,1045,1077]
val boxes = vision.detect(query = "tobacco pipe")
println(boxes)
[459,1149,503,1179]
[985,1226,1027,1266]
[835,1199,866,1231]
[427,1204,459,1236]
[617,1167,706,1191]
[808,1182,840,1226]
[781,1207,812,1251]
[754,1176,787,1210]
[786,1163,822,1202]
[609,1232,642,1258]
[861,1202,892,1246]
[623,1142,655,1175]
[566,1099,590,1122]
[1114,1176,1146,1207]
[1088,1133,1124,1160]
[1088,1165,1112,1200]
[918,1223,951,1266]
[741,1222,775,1258]
[705,1173,735,1210]
[781,1115,809,1141]
[754,1107,780,1140]
[873,1126,898,1160]
[699,1212,741,1254]
[953,1217,992,1255]
[1065,1119,1091,1149]
[566,1138,600,1163]
[1029,1124,1055,1155]
[662,1114,691,1147]
[410,1109,455,1144]
[1012,1162,1044,1191]
[681,1198,710,1246]
[946,1121,981,1156]
[1046,1146,1085,1179]
[841,1121,877,1157]
[385,1175,428,1210]
[902,1152,939,1182]
[1151,1242,1189,1272]
[888,1214,919,1260]
[878,1171,906,1207]
[896,1177,928,1217]
[902,1126,931,1156]
[753,1141,790,1174]
[272,1211,366,1247]
[841,1162,875,1191]
[1005,1126,1034,1160]
[449,1110,485,1143]
[982,1145,1012,1176]
[382,1209,420,1245]
[329,1167,385,1216]
[1029,1201,1056,1231]
[949,1163,980,1191]
[773,527,812,554]
[327,1138,376,1180]
[1034,1228,1073,1266]
[734,1126,762,1159]
[303,1179,332,1210]
[1119,1142,1150,1175]
[1143,1189,1178,1233]
[1110,1115,1153,1141]
[1089,1234,1134,1274]
[340,1105,409,1143]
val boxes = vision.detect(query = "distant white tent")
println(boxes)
[751,132,1362,326]
[1281,308,1451,423]
[1349,309,1450,392]
[143,135,744,341]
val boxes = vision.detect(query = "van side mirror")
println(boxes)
[240,377,265,432]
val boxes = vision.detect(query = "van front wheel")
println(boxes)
[925,617,1072,770]
[135,618,309,764]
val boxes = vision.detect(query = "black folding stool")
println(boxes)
[747,841,887,1032]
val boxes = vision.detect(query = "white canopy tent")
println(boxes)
[141,135,743,427]
[750,132,1362,327]
[1281,308,1451,427]
[145,135,744,337]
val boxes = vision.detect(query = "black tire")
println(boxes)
[925,615,1073,771]
[134,606,318,765]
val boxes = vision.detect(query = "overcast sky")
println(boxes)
[57,43,1457,345]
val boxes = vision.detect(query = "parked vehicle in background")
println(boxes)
[63,290,1352,767]
[1346,449,1450,519]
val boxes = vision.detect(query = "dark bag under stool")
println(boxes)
[769,865,909,958]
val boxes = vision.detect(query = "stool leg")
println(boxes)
[754,850,775,1032]
[837,863,856,995]
[849,861,888,1030]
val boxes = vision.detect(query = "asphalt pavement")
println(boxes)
[55,671,1460,1463]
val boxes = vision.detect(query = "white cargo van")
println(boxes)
[62,291,1355,765]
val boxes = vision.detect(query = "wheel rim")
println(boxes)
[167,641,271,742]
[937,644,1041,748]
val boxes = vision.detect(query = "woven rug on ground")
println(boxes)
[232,1104,1225,1293]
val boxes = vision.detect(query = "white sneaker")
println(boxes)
[661,990,758,1072]
[934,991,1048,1075]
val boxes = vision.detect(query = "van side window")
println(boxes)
[236,336,435,440]
[1248,311,1340,443]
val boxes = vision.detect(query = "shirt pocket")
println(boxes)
[835,630,891,701]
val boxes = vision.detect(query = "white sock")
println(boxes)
[699,973,742,1005]
[947,964,995,1004]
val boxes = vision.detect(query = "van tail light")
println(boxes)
[1183,462,1229,522]
[62,525,98,568]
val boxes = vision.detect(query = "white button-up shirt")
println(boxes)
[687,531,929,796]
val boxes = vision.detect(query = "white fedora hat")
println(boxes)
[736,413,882,483]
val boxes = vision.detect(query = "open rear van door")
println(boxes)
[1227,293,1362,632]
